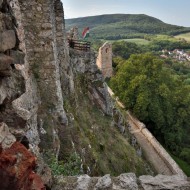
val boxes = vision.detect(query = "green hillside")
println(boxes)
[65,14,190,40]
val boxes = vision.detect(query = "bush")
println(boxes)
[48,152,82,176]
[179,148,190,164]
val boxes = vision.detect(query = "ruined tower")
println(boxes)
[96,42,113,78]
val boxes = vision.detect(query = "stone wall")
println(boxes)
[52,173,190,190]
[8,0,70,158]
[106,85,186,178]
[127,112,186,178]
[96,42,113,78]
[0,0,30,144]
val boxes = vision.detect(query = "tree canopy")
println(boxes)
[110,53,190,152]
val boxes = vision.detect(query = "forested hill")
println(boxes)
[65,14,190,40]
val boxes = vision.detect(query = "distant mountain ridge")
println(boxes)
[65,14,190,40]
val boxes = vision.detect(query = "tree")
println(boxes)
[112,41,143,59]
[110,53,190,152]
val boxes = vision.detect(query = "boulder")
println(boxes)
[77,175,91,190]
[139,174,190,190]
[95,174,112,189]
[0,30,16,52]
[117,173,138,190]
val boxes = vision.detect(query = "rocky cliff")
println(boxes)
[0,0,190,189]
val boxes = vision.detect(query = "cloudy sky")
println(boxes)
[61,0,190,27]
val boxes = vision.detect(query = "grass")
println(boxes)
[122,38,150,45]
[175,32,190,42]
[105,38,150,45]
[63,75,152,176]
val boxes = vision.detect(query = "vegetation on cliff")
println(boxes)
[54,74,152,176]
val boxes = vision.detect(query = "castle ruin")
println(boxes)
[96,42,113,78]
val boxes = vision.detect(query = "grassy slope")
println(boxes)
[65,14,190,39]
[175,32,190,42]
[63,77,152,176]
[106,38,150,45]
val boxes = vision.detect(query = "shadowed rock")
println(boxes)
[0,53,13,76]
[0,30,16,52]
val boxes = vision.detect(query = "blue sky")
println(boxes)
[61,0,190,27]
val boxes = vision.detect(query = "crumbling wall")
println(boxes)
[7,0,70,158]
[96,42,113,78]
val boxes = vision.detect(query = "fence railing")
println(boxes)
[68,39,91,52]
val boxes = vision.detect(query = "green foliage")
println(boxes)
[110,53,190,153]
[62,75,151,176]
[111,37,190,61]
[171,153,190,176]
[179,148,190,164]
[112,41,144,59]
[66,14,190,40]
[48,152,82,176]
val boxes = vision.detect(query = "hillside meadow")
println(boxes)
[175,32,190,42]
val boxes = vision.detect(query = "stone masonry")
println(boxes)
[96,42,113,78]
[8,0,69,158]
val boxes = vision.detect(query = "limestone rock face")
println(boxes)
[70,50,113,115]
